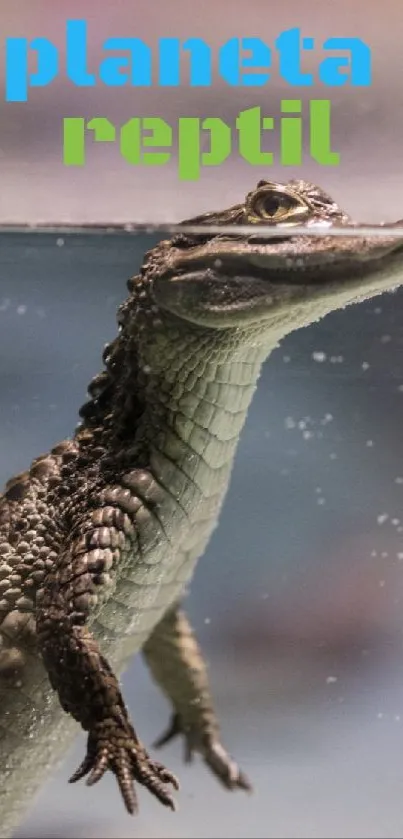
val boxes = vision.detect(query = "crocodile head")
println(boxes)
[82,181,403,430]
[146,179,403,332]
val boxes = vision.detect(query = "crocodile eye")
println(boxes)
[248,188,308,223]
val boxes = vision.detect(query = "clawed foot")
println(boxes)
[69,718,179,814]
[154,713,252,792]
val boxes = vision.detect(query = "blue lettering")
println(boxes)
[5,36,58,102]
[100,38,151,85]
[182,38,211,86]
[320,37,371,86]
[219,38,271,86]
[66,20,95,86]
[2,22,374,102]
[276,28,314,86]
[158,37,211,86]
[158,39,181,85]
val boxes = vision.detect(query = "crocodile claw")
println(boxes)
[154,712,252,792]
[70,718,179,814]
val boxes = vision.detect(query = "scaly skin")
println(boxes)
[1,179,403,836]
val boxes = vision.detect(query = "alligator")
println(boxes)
[1,179,403,836]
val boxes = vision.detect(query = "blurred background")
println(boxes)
[1,233,403,839]
[1,2,403,838]
[0,0,402,223]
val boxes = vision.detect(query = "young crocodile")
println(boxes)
[1,179,403,836]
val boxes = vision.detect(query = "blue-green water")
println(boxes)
[2,231,403,838]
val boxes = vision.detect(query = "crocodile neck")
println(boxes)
[81,317,280,592]
[139,327,272,540]
[131,320,274,457]
[78,305,283,476]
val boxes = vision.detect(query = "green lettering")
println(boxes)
[310,100,340,165]
[120,117,172,165]
[236,107,273,165]
[280,99,302,165]
[63,117,116,165]
[178,117,231,180]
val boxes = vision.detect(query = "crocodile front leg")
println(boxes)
[36,530,179,815]
[143,605,251,792]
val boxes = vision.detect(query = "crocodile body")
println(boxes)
[1,179,403,836]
